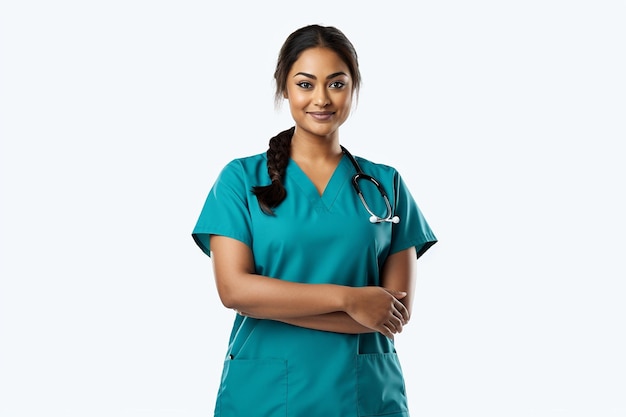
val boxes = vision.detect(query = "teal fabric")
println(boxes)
[193,151,437,417]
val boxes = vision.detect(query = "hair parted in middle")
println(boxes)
[252,24,362,215]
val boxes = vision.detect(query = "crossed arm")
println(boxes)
[209,235,417,339]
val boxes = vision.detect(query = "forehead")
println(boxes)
[289,47,350,76]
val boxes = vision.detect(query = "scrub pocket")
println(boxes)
[356,353,409,417]
[216,358,287,417]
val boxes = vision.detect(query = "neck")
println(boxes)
[290,128,342,162]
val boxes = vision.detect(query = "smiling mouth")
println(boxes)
[307,111,335,120]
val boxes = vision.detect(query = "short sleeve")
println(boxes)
[192,160,253,257]
[389,171,437,259]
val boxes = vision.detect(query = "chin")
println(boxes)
[302,120,343,136]
[309,126,339,138]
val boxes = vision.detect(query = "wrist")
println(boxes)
[336,285,355,314]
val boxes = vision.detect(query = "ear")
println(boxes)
[283,91,288,99]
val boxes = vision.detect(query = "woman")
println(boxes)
[192,24,437,417]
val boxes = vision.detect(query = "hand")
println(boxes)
[344,287,410,339]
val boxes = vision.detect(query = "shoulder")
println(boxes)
[217,152,267,181]
[223,152,267,170]
[352,153,399,178]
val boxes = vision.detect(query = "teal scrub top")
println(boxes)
[193,149,437,417]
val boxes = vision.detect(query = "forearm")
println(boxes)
[220,272,409,338]
[218,273,352,319]
[275,312,375,334]
[224,275,408,338]
[212,236,353,319]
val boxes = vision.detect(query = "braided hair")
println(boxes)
[251,126,294,215]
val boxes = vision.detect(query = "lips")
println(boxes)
[307,111,335,121]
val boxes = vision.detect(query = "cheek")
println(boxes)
[287,99,306,121]
[335,94,352,112]
[287,92,308,110]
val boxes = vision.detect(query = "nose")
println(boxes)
[313,87,330,107]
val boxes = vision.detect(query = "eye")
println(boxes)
[296,81,313,89]
[329,81,346,89]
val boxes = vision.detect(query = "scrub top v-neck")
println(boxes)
[193,150,437,417]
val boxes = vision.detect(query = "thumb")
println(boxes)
[385,288,407,299]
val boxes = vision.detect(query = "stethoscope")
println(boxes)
[341,146,400,224]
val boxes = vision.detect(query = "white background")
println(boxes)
[1,1,625,416]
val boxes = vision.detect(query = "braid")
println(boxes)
[252,127,294,215]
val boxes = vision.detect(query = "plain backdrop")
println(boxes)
[1,1,625,416]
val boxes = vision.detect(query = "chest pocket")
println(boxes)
[356,352,409,417]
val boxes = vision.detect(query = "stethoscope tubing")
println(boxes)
[341,146,400,224]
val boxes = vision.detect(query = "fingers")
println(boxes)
[379,302,408,338]
[380,324,395,339]
[394,300,410,323]
[385,318,403,335]
[348,287,412,338]
[385,289,410,320]
[383,288,411,321]
[381,317,403,338]
[385,288,407,299]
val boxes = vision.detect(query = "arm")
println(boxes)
[380,246,417,318]
[209,235,410,338]
[245,311,373,334]
[276,246,418,334]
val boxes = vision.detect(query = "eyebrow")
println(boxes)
[293,71,348,80]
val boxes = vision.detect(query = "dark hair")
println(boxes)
[252,24,361,215]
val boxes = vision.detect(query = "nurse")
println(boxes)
[192,24,437,417]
